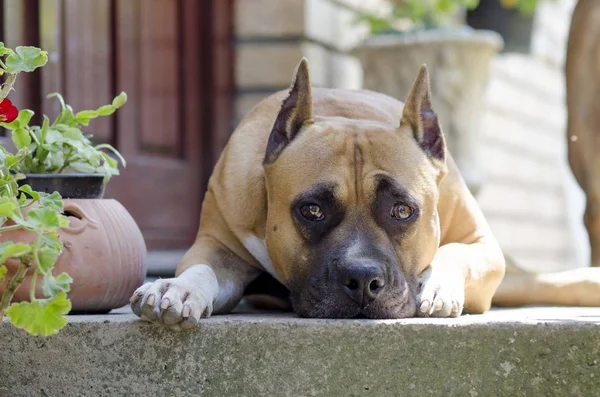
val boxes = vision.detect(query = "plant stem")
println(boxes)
[0,73,17,102]
[0,224,24,233]
[30,238,42,302]
[19,200,36,209]
[29,129,40,146]
[57,148,74,173]
[0,260,29,318]
[29,268,38,302]
[0,170,12,198]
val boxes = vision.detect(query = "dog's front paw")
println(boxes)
[129,278,213,330]
[416,266,465,318]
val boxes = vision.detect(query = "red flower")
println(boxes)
[0,98,18,123]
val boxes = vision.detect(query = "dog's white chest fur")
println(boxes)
[242,235,281,282]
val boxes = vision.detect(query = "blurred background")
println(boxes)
[0,0,587,279]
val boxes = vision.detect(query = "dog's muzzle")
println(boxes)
[337,258,386,308]
[292,257,417,319]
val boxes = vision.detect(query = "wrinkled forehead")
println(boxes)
[266,120,437,202]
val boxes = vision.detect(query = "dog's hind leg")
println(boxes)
[492,257,600,307]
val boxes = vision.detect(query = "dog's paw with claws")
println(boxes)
[130,278,212,330]
[416,266,465,318]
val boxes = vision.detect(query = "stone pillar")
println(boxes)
[234,0,370,124]
[353,28,503,195]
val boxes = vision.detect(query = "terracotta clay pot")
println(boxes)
[0,198,147,313]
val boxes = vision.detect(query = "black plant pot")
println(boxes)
[467,0,534,54]
[19,174,105,199]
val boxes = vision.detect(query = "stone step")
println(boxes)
[2,307,600,396]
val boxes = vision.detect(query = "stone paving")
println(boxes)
[2,306,600,396]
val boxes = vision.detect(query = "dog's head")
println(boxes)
[262,58,448,319]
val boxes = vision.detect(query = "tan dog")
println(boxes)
[130,58,508,329]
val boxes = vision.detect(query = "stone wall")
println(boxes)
[233,0,588,272]
[234,0,383,122]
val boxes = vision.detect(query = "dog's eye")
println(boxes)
[300,204,325,221]
[391,202,413,220]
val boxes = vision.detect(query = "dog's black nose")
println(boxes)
[338,260,385,307]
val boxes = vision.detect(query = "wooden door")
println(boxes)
[0,0,234,250]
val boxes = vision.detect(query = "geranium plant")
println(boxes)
[0,42,127,336]
[0,149,71,336]
[3,91,127,182]
[357,0,480,34]
[358,0,549,34]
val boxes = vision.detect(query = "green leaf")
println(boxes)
[23,154,36,172]
[37,246,61,273]
[5,46,48,73]
[38,191,63,212]
[98,158,119,182]
[2,117,20,130]
[5,152,24,170]
[40,116,50,143]
[30,125,41,141]
[27,207,63,230]
[38,233,62,250]
[100,152,118,169]
[0,243,32,263]
[48,150,64,170]
[65,128,85,141]
[434,0,457,14]
[112,92,128,108]
[355,14,394,35]
[461,0,480,9]
[18,184,40,200]
[69,161,97,173]
[41,272,72,297]
[6,291,71,336]
[37,234,63,258]
[44,128,63,144]
[90,155,102,168]
[74,110,98,119]
[47,92,66,111]
[48,93,75,126]
[15,109,34,128]
[11,127,31,149]
[0,264,6,283]
[0,42,13,57]
[35,146,50,165]
[517,0,537,15]
[399,0,428,21]
[96,105,115,116]
[0,197,18,216]
[60,105,75,126]
[96,144,126,167]
[74,110,98,126]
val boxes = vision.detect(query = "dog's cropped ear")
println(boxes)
[264,58,314,165]
[400,65,445,163]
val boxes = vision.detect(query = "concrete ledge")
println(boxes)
[2,307,600,396]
